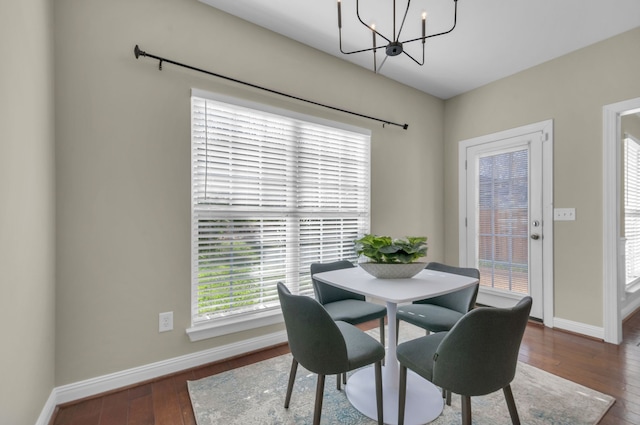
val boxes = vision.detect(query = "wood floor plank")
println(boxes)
[129,382,152,400]
[191,361,230,380]
[59,397,102,425]
[98,390,129,425]
[51,405,75,425]
[151,377,184,425]
[127,385,155,425]
[173,372,197,425]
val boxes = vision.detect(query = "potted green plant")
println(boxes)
[354,234,428,278]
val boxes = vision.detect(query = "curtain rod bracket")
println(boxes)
[133,44,409,130]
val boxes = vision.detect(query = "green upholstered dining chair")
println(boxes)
[311,260,387,349]
[277,282,385,425]
[312,261,388,387]
[396,296,533,425]
[396,262,479,340]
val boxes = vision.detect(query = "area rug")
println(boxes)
[188,325,614,424]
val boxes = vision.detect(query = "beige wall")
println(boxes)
[0,0,56,424]
[53,0,444,385]
[444,27,640,326]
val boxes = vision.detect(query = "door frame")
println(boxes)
[603,97,640,344]
[458,120,554,328]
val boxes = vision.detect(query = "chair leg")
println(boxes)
[375,361,383,425]
[284,359,298,408]
[461,395,472,425]
[396,319,400,344]
[336,374,341,391]
[313,374,326,425]
[398,365,408,425]
[441,388,452,405]
[503,384,521,425]
[379,317,386,366]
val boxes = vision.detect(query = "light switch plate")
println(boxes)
[554,208,576,221]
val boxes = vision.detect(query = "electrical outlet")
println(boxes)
[159,311,173,332]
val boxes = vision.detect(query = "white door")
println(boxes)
[459,121,553,321]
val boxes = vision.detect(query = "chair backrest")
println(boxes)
[310,260,365,305]
[431,296,532,396]
[415,262,480,314]
[277,282,350,374]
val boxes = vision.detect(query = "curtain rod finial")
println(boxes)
[134,45,145,59]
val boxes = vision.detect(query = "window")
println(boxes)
[624,134,640,287]
[188,90,370,339]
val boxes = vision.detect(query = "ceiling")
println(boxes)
[199,0,640,100]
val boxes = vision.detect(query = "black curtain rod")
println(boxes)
[133,45,408,130]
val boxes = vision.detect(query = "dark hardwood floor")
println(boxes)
[51,311,640,425]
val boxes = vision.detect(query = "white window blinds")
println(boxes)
[477,148,529,294]
[191,92,370,325]
[625,134,640,286]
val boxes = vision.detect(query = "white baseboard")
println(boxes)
[552,317,604,340]
[40,330,288,423]
[622,292,640,319]
[35,390,57,425]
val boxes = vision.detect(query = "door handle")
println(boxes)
[530,234,540,240]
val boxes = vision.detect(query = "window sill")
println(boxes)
[186,309,284,342]
[626,280,640,294]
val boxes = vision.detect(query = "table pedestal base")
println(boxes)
[345,366,444,425]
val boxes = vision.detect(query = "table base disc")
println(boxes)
[345,366,444,425]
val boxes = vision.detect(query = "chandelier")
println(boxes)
[337,0,459,72]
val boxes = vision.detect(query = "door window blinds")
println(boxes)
[477,148,529,294]
[191,93,370,325]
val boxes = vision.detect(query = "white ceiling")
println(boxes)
[199,0,640,100]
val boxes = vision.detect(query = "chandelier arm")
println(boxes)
[356,0,392,44]
[340,44,389,55]
[401,0,458,45]
[394,0,412,42]
[401,49,425,66]
[376,54,390,73]
[339,15,388,55]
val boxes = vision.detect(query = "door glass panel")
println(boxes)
[477,148,529,294]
